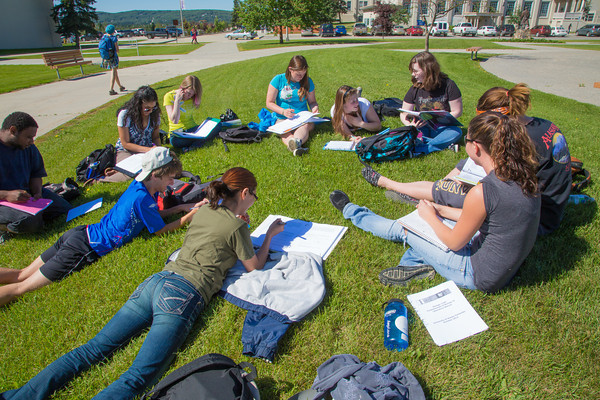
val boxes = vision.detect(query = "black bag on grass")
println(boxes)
[355,126,418,163]
[140,353,259,400]
[157,171,221,210]
[75,144,116,182]
[373,98,404,120]
[219,126,269,152]
[571,156,591,193]
[43,178,81,202]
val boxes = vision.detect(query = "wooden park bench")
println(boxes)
[41,49,92,79]
[466,46,483,60]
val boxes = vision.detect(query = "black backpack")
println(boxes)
[43,178,81,202]
[219,126,269,152]
[75,144,116,182]
[355,126,418,163]
[571,156,591,193]
[372,98,404,120]
[157,171,221,210]
[141,353,259,400]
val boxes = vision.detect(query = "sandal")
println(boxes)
[109,89,118,95]
[119,86,126,92]
[361,166,381,187]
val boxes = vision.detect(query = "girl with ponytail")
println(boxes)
[333,112,541,293]
[4,167,284,399]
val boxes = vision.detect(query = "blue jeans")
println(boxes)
[1,271,204,400]
[414,125,462,155]
[0,188,72,234]
[343,203,477,290]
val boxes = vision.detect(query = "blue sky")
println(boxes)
[95,0,234,13]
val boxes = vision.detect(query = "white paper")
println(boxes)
[267,111,327,135]
[323,141,355,151]
[455,158,487,186]
[397,210,456,251]
[251,214,347,260]
[407,281,489,346]
[172,118,219,138]
[114,153,145,177]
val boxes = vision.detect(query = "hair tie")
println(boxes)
[506,90,509,97]
[476,106,510,115]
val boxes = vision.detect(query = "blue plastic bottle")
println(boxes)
[383,299,409,351]
[568,194,595,205]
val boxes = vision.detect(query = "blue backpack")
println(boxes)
[98,35,115,59]
[355,126,418,162]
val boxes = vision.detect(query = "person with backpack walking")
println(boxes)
[0,167,284,400]
[0,147,201,307]
[399,51,463,154]
[266,55,319,156]
[99,86,162,182]
[330,85,381,143]
[99,25,125,96]
[331,112,540,292]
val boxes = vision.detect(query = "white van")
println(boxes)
[430,21,449,36]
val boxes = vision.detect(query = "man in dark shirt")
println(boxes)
[0,112,71,241]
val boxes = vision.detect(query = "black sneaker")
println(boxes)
[329,190,350,212]
[361,166,381,187]
[0,231,12,245]
[385,190,419,207]
[379,264,435,286]
[293,147,308,157]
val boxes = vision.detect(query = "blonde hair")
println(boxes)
[476,83,531,116]
[180,75,202,108]
[332,85,360,137]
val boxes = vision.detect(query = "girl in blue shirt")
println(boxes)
[266,55,319,156]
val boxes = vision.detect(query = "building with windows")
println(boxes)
[0,0,61,50]
[344,0,598,31]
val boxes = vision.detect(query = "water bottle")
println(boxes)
[383,299,409,351]
[568,194,595,205]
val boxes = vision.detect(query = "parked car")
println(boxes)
[530,25,551,37]
[551,26,568,37]
[80,32,100,42]
[166,26,183,37]
[452,22,477,36]
[319,23,335,37]
[146,28,170,39]
[576,24,600,36]
[132,28,146,36]
[392,25,405,35]
[406,26,424,36]
[352,23,368,36]
[334,25,347,36]
[225,29,257,40]
[301,27,314,37]
[498,24,515,37]
[118,29,135,38]
[477,26,497,36]
[371,25,387,36]
[430,21,449,36]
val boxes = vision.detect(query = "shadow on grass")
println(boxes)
[65,72,105,81]
[512,202,597,289]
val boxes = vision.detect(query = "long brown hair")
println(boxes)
[332,85,359,137]
[476,83,530,116]
[409,52,448,91]
[207,167,257,210]
[468,113,538,196]
[284,55,310,101]
[179,75,202,108]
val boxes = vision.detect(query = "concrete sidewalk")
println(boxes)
[1,35,598,138]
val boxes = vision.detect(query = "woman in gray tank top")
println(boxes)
[332,112,540,293]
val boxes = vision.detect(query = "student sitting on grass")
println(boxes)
[331,112,540,292]
[266,55,319,156]
[164,75,203,149]
[330,85,382,143]
[99,86,162,183]
[0,147,202,307]
[0,167,284,400]
[362,83,571,235]
[399,51,463,155]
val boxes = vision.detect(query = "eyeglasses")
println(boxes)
[249,189,258,201]
[143,106,158,112]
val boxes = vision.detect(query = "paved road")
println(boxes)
[0,33,598,137]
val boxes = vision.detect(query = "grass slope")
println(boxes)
[1,47,599,399]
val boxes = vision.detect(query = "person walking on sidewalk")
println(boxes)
[100,25,126,96]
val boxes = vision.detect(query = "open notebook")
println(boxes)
[398,210,456,252]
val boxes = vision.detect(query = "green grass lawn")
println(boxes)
[0,60,168,94]
[239,38,527,51]
[1,47,599,399]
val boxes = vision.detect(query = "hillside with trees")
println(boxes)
[96,10,232,28]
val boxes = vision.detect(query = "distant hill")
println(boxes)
[97,10,232,28]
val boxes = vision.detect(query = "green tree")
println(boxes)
[419,0,464,51]
[51,0,98,47]
[213,16,228,33]
[232,0,241,27]
[373,2,397,38]
[393,7,410,25]
[240,0,296,44]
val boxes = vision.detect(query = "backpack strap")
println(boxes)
[178,170,202,185]
[238,361,258,383]
[142,353,241,399]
